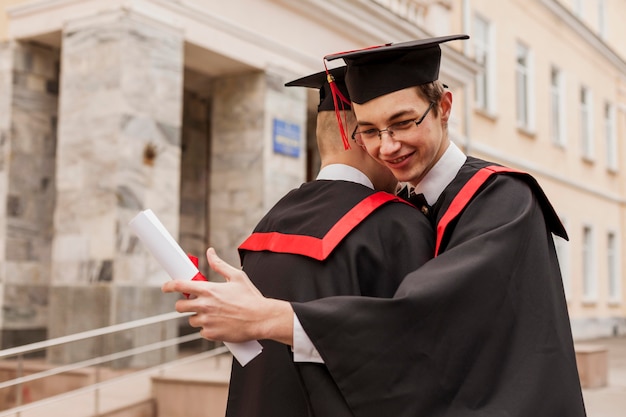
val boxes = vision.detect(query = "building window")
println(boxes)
[607,232,620,302]
[554,218,570,298]
[580,87,594,160]
[516,42,533,131]
[550,66,566,147]
[473,14,493,112]
[605,102,617,171]
[582,225,596,301]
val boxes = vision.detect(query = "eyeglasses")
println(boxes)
[351,102,435,146]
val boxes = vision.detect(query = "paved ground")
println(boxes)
[4,337,624,416]
[581,336,626,417]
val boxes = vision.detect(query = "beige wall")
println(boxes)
[450,0,626,337]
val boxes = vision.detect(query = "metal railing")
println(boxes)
[0,311,229,417]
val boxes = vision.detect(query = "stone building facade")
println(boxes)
[0,0,624,363]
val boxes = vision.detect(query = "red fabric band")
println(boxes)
[239,192,405,261]
[435,165,520,256]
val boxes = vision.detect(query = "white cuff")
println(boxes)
[292,313,324,363]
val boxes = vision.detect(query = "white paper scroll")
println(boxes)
[129,209,263,366]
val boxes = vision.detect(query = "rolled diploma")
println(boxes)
[129,209,263,366]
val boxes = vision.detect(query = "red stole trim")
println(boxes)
[239,192,406,261]
[435,165,520,256]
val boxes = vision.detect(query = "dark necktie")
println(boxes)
[411,193,431,217]
[398,186,431,218]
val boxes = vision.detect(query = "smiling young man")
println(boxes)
[163,35,587,417]
[299,34,587,416]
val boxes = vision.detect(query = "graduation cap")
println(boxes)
[285,66,351,112]
[324,34,469,104]
[285,66,352,148]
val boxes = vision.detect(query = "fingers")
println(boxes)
[162,279,205,299]
[206,247,242,283]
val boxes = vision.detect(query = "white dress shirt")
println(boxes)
[401,141,467,205]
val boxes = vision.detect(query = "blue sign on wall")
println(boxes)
[273,118,301,158]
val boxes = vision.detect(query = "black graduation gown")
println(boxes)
[292,157,587,417]
[226,180,435,417]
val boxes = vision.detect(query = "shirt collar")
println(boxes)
[410,141,466,205]
[316,164,374,189]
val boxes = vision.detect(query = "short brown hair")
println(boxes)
[414,81,445,117]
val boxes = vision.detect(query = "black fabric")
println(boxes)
[398,186,433,220]
[226,180,435,417]
[324,34,468,104]
[285,66,350,112]
[293,158,586,417]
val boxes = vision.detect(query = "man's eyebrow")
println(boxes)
[357,109,417,126]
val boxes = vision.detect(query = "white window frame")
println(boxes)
[473,13,495,113]
[580,86,594,160]
[582,224,597,302]
[604,101,617,171]
[550,66,566,147]
[607,230,621,304]
[515,41,535,132]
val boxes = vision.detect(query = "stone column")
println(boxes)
[50,10,183,364]
[0,42,12,347]
[0,41,59,348]
[209,69,307,272]
[179,72,212,274]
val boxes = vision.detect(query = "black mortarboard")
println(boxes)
[324,34,469,104]
[285,66,351,112]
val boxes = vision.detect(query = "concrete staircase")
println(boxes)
[152,353,231,417]
[0,352,232,417]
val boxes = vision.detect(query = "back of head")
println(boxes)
[316,110,354,156]
[285,67,398,193]
[316,109,398,193]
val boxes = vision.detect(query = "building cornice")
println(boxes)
[7,0,479,81]
[148,0,319,70]
[271,0,480,85]
[539,0,626,74]
[6,0,320,75]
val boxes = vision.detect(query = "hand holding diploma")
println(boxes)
[129,209,263,366]
[162,248,296,349]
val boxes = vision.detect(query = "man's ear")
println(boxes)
[439,90,453,123]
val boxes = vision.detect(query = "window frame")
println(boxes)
[580,86,594,161]
[604,101,617,171]
[473,13,495,113]
[550,65,566,147]
[607,230,621,304]
[582,224,597,302]
[515,41,535,132]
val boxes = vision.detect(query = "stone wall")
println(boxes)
[48,10,183,364]
[0,41,59,348]
[208,69,307,271]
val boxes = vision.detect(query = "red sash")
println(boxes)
[435,165,521,256]
[239,192,407,261]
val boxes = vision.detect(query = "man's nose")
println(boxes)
[379,131,400,154]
